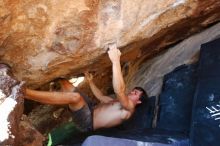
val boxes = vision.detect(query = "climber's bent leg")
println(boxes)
[25,86,93,131]
[25,88,85,110]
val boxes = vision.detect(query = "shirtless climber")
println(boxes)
[25,44,148,132]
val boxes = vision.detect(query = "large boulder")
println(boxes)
[0,0,220,87]
[0,64,24,146]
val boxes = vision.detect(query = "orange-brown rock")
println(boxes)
[0,0,220,88]
[18,115,45,146]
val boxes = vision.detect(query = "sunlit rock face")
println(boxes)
[0,64,24,146]
[125,23,220,97]
[0,0,220,87]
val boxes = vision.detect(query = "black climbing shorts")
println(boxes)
[70,104,93,132]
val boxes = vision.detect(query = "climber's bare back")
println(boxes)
[93,100,133,130]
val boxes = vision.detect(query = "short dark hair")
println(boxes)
[133,87,148,102]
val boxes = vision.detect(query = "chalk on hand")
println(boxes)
[105,42,117,52]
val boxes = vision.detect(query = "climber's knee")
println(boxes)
[68,92,86,111]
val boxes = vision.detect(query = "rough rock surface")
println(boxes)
[18,115,45,146]
[0,0,220,87]
[125,22,220,97]
[28,105,70,134]
[0,64,24,146]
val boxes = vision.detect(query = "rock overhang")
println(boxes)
[0,0,220,88]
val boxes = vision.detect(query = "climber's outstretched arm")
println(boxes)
[108,44,134,111]
[85,72,113,103]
